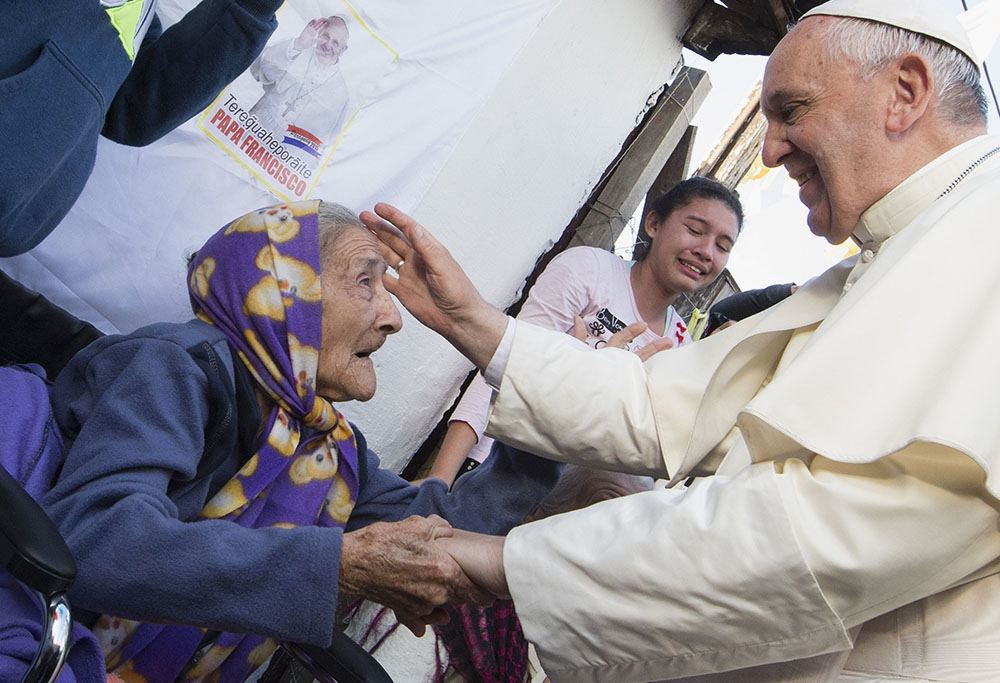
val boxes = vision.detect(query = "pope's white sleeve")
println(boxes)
[468,249,602,442]
[483,316,516,389]
[486,319,667,476]
[505,445,1000,682]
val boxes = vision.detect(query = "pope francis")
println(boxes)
[363,0,1000,680]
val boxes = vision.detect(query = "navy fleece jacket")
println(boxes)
[44,320,562,648]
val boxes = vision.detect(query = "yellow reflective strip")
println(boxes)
[104,0,145,62]
[689,307,709,341]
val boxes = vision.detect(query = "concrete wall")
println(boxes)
[347,0,702,471]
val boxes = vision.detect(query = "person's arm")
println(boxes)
[425,374,499,486]
[436,529,508,597]
[347,442,562,537]
[487,320,670,476]
[448,446,1000,682]
[47,335,491,644]
[363,204,665,474]
[102,0,283,145]
[362,204,686,475]
[361,203,507,370]
[425,419,480,487]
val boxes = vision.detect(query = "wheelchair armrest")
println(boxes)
[284,629,392,683]
[0,465,76,596]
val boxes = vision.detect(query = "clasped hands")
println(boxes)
[339,515,507,636]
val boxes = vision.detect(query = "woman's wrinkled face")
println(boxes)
[316,226,402,402]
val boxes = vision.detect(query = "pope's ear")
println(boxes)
[886,53,932,134]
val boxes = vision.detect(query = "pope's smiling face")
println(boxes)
[761,16,891,245]
[316,18,349,64]
[316,226,402,402]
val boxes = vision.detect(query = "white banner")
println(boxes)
[2,0,557,332]
[202,3,397,200]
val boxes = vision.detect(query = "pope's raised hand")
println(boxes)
[294,18,326,50]
[437,529,509,599]
[360,203,507,370]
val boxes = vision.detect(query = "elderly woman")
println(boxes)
[40,200,559,682]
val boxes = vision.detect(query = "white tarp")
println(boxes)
[1,0,557,333]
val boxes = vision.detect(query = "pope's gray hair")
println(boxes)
[317,201,365,272]
[822,16,988,125]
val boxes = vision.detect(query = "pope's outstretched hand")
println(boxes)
[360,203,508,370]
[437,529,509,599]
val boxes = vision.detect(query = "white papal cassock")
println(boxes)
[484,135,1000,682]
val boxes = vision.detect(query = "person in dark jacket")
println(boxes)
[0,0,284,255]
[38,200,560,682]
[0,0,287,381]
[703,282,798,336]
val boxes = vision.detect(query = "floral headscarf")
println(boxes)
[94,201,360,682]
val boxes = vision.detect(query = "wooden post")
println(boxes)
[568,67,711,251]
[632,125,698,260]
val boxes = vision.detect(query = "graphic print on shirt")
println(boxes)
[587,307,633,350]
[199,0,398,201]
[583,306,690,351]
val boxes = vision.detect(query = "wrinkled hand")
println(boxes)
[570,316,674,361]
[339,515,493,636]
[437,529,509,599]
[360,203,507,369]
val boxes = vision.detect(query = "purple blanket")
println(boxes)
[0,365,105,683]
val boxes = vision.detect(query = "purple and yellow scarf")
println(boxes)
[93,201,359,682]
